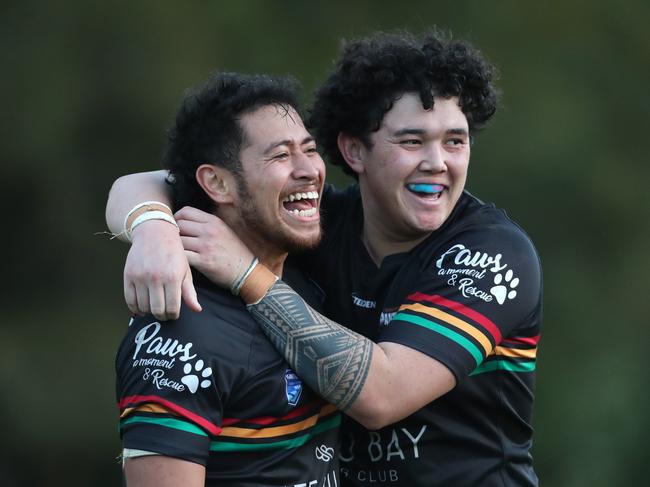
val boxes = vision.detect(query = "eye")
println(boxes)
[445,138,466,147]
[400,139,421,146]
[273,152,290,160]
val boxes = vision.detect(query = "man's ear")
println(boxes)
[337,132,366,175]
[195,164,237,205]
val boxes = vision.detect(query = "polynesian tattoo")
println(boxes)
[247,280,373,411]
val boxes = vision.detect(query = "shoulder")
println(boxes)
[436,192,541,273]
[400,192,542,330]
[320,183,361,232]
[116,282,256,380]
[321,182,360,208]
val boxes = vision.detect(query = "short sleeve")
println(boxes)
[115,307,237,466]
[378,223,542,383]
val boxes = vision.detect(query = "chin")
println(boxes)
[284,231,322,253]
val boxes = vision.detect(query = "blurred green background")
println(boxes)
[1,1,648,485]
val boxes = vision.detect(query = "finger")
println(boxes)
[163,281,183,320]
[180,235,202,252]
[177,219,206,238]
[124,281,140,315]
[184,249,201,268]
[148,283,168,321]
[135,284,151,316]
[175,206,212,223]
[181,272,202,313]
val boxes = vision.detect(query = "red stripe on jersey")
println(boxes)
[222,400,324,427]
[407,292,502,343]
[118,395,221,436]
[501,334,541,346]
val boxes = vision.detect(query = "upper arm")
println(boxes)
[116,312,227,466]
[124,455,205,487]
[106,170,172,238]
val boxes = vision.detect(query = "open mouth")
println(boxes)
[282,191,319,217]
[406,183,445,200]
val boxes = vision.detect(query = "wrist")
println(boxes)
[129,218,181,243]
[124,201,177,242]
[238,263,278,304]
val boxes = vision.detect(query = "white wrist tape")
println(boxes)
[128,210,179,241]
[123,201,173,239]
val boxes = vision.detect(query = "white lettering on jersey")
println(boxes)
[435,243,520,305]
[436,243,507,273]
[133,322,197,362]
[342,425,427,464]
[351,293,377,309]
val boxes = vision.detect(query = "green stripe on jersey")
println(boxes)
[471,359,536,376]
[120,415,208,437]
[393,312,483,366]
[210,414,341,452]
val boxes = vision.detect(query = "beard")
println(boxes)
[236,180,322,254]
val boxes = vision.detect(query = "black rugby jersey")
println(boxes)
[300,184,542,486]
[116,268,340,487]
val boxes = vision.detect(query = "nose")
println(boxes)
[419,143,447,173]
[292,150,323,181]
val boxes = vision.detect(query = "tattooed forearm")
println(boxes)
[247,280,373,411]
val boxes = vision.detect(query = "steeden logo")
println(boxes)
[351,293,376,309]
[315,444,335,462]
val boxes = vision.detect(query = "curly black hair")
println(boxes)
[163,72,301,211]
[308,30,499,177]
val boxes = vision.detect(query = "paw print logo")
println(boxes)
[490,269,520,305]
[181,359,212,394]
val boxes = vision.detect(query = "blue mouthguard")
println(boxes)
[407,183,444,194]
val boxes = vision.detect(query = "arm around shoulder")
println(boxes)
[244,278,457,431]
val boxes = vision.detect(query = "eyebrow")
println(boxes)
[263,135,315,154]
[392,128,426,137]
[392,127,469,137]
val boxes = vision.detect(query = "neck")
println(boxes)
[240,231,287,276]
[217,209,287,277]
[361,218,428,266]
[358,184,429,266]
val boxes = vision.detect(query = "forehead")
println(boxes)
[239,104,308,149]
[381,93,468,132]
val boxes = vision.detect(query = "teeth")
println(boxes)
[283,191,320,203]
[288,207,317,217]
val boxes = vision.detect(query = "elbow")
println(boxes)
[105,177,122,229]
[105,175,132,232]
[357,415,394,432]
[346,396,397,431]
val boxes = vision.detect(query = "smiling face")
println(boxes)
[352,94,470,254]
[233,104,325,255]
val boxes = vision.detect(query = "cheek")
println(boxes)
[450,159,469,183]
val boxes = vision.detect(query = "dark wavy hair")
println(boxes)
[308,30,499,177]
[163,72,300,211]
